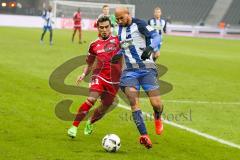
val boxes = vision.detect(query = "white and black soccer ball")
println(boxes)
[102,134,121,152]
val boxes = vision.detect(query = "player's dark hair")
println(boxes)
[97,16,112,27]
[102,5,109,9]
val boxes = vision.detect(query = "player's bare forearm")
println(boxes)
[76,64,93,85]
[153,51,160,61]
[82,64,93,77]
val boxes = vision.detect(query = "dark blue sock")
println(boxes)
[154,105,164,120]
[154,109,161,119]
[132,110,147,135]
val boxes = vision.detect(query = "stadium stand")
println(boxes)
[120,0,216,24]
[1,0,240,27]
[62,0,120,4]
[82,0,120,3]
[54,0,121,19]
[222,0,240,25]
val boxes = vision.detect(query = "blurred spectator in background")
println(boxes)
[97,4,110,19]
[94,5,117,35]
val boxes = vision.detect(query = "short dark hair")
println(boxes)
[102,5,109,9]
[97,16,112,27]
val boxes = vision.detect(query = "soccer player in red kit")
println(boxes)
[72,8,82,44]
[68,16,122,138]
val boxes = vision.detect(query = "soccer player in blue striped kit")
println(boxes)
[148,6,167,56]
[40,6,54,45]
[112,7,164,149]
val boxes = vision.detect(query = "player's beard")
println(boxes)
[124,18,131,27]
[101,33,109,40]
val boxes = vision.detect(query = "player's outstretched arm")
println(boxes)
[76,64,93,85]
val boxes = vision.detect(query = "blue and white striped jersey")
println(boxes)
[148,18,167,36]
[42,10,53,27]
[117,18,160,70]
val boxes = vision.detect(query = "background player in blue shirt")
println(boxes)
[40,6,54,45]
[148,7,167,55]
[113,7,164,149]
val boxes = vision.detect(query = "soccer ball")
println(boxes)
[102,134,121,152]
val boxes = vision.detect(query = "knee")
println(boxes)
[151,98,163,108]
[127,97,139,111]
[87,96,97,104]
[125,97,138,111]
[126,95,136,106]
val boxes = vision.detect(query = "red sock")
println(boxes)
[73,99,94,127]
[90,108,105,124]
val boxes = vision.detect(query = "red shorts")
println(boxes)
[89,76,119,106]
[74,26,81,30]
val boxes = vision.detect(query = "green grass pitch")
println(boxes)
[0,27,240,160]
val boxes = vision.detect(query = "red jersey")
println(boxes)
[73,12,81,26]
[86,35,121,83]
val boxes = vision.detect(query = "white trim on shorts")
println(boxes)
[91,75,120,84]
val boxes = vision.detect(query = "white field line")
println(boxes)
[140,99,240,105]
[117,103,240,150]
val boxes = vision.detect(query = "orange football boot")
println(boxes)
[139,135,152,149]
[154,113,164,135]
